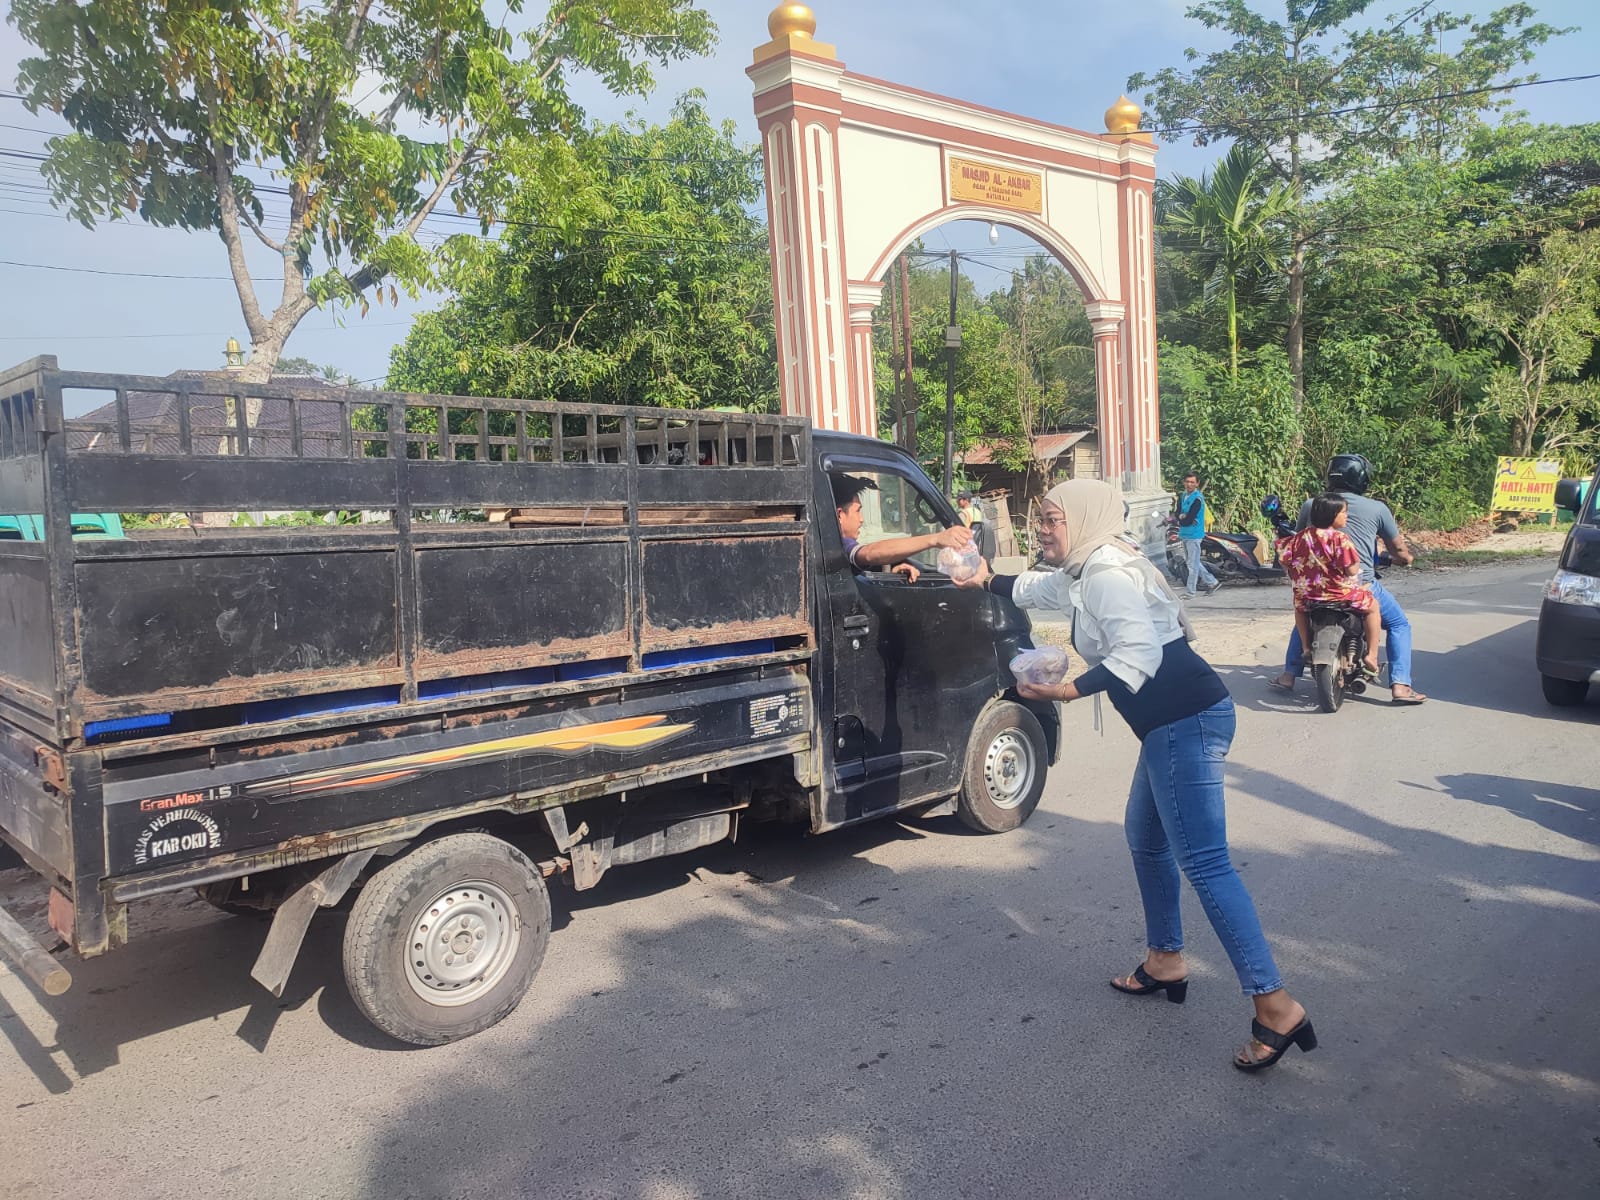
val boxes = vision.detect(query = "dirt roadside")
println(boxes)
[1027,551,1563,672]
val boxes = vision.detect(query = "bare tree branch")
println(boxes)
[212,150,269,344]
[235,192,285,253]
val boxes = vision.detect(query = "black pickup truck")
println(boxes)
[0,358,1058,1045]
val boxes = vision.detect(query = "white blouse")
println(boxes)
[1009,541,1189,694]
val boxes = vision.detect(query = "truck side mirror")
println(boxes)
[1554,478,1584,513]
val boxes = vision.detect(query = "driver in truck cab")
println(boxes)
[832,473,973,583]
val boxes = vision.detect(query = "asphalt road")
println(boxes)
[2,560,1597,1200]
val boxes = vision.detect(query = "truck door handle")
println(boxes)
[842,614,871,632]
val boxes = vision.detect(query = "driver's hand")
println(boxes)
[932,525,974,550]
[1395,549,1415,566]
[890,561,921,583]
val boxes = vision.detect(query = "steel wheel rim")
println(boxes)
[404,880,521,1007]
[983,729,1037,810]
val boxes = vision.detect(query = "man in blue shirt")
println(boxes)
[1176,473,1220,597]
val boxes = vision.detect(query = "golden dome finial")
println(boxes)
[1105,95,1142,136]
[224,337,245,369]
[755,4,835,63]
[768,4,817,40]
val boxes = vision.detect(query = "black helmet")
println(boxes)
[1260,494,1283,519]
[1326,454,1372,495]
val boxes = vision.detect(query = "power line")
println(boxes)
[0,321,413,342]
[3,70,1594,143]
[0,258,285,281]
[1139,72,1600,138]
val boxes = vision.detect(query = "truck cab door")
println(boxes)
[819,458,997,824]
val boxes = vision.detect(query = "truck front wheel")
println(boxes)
[957,702,1047,833]
[342,832,550,1046]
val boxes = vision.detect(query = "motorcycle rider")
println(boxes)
[1270,454,1427,705]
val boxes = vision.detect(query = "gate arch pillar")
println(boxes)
[750,13,854,431]
[1085,301,1127,485]
[846,280,885,436]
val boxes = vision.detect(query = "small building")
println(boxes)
[962,427,1100,513]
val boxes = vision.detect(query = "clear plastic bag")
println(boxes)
[937,542,983,582]
[1009,646,1069,686]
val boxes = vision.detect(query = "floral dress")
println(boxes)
[1279,527,1375,613]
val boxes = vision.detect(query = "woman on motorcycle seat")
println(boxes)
[1278,494,1382,677]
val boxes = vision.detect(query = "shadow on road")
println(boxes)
[1423,774,1600,846]
[1411,620,1600,722]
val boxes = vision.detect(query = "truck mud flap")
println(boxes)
[250,849,377,997]
[0,900,71,996]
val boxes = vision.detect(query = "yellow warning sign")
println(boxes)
[1490,457,1562,512]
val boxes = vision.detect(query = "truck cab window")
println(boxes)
[833,469,946,568]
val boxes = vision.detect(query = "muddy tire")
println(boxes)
[957,702,1047,833]
[342,832,550,1047]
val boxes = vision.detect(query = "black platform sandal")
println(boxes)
[1233,1016,1318,1071]
[1109,963,1189,1004]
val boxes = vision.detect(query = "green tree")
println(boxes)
[387,95,776,411]
[273,356,361,385]
[874,253,1030,474]
[11,0,715,381]
[1158,342,1302,528]
[1131,1,1566,406]
[1156,145,1293,377]
[1467,228,1600,461]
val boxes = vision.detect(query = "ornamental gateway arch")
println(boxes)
[749,4,1168,544]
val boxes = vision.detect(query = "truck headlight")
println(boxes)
[1545,569,1600,607]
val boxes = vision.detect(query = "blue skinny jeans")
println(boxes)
[1284,577,1413,687]
[1124,697,1284,996]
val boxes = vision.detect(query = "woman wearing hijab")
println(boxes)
[961,479,1315,1072]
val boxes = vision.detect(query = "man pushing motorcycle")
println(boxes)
[1270,454,1428,705]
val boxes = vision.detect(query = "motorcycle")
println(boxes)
[1263,493,1393,714]
[1163,507,1287,587]
[1304,602,1374,713]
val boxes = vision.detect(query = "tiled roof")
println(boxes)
[964,429,1091,467]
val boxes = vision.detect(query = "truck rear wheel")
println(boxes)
[957,702,1047,833]
[1541,673,1589,707]
[342,832,550,1047]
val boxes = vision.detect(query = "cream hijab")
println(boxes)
[1043,478,1195,637]
[1043,478,1130,577]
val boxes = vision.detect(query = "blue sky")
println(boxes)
[1,1,1596,390]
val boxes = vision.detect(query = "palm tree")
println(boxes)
[1157,145,1294,378]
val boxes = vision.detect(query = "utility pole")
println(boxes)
[888,264,905,445]
[943,248,961,495]
[899,255,917,455]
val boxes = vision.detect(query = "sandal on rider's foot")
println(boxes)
[1233,1016,1318,1072]
[1391,687,1427,705]
[1110,964,1189,1004]
[1268,676,1296,694]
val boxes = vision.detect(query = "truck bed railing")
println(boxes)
[0,358,815,749]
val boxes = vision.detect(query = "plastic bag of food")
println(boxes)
[1009,646,1070,686]
[937,542,983,582]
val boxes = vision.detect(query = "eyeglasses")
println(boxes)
[1033,515,1067,532]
